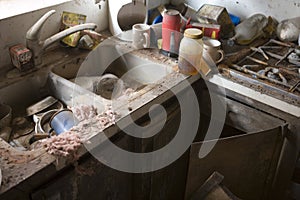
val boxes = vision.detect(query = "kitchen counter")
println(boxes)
[0,30,201,198]
[0,29,299,199]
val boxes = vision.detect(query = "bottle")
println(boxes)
[277,16,300,42]
[228,13,268,45]
[178,28,203,75]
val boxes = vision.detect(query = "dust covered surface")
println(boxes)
[0,137,55,193]
[219,68,300,106]
[0,103,123,194]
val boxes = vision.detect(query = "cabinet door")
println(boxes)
[184,82,291,199]
[148,96,190,200]
[31,169,76,200]
[31,133,134,200]
[185,125,285,200]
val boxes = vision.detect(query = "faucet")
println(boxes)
[26,10,97,66]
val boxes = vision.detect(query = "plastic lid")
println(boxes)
[165,9,180,16]
[184,28,203,39]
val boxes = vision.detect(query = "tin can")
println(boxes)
[9,44,33,71]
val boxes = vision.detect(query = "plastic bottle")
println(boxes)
[277,16,300,42]
[228,13,268,45]
[178,28,203,75]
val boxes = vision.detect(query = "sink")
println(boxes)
[0,43,174,151]
[51,43,173,99]
[0,59,108,151]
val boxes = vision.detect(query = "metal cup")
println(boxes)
[49,109,79,135]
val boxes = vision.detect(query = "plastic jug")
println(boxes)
[229,13,268,45]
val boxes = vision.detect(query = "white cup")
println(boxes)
[132,23,150,49]
[203,38,224,64]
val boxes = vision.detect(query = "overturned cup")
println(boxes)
[49,109,79,135]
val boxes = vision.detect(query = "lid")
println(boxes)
[165,9,180,16]
[184,28,203,39]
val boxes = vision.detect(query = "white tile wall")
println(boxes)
[178,0,300,21]
[1,0,299,70]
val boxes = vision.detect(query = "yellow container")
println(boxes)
[60,11,87,47]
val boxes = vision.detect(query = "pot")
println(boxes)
[117,1,147,31]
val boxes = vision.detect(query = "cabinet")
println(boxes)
[31,134,134,200]
[184,80,289,200]
[146,79,289,200]
[29,78,294,200]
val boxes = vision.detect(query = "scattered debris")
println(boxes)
[42,131,82,158]
[37,105,120,160]
[70,104,98,122]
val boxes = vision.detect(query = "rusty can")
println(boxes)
[9,44,33,71]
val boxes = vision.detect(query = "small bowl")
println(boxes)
[0,103,12,128]
[94,73,124,99]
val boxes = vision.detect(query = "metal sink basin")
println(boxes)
[0,44,173,151]
[51,44,173,99]
[0,65,104,151]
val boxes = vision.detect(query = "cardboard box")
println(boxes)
[60,11,87,47]
[186,22,221,39]
[195,4,234,39]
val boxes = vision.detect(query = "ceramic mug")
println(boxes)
[132,23,150,49]
[202,38,224,64]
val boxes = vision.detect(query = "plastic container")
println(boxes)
[178,28,203,75]
[229,13,268,45]
[50,109,79,135]
[277,16,300,42]
[229,13,240,26]
[161,9,182,57]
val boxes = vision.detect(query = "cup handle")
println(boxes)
[143,32,150,48]
[215,49,224,64]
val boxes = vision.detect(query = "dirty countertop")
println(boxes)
[2,29,298,196]
[0,30,201,196]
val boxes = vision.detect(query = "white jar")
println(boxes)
[178,28,203,75]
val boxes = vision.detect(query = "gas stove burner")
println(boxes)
[257,67,287,84]
[287,52,300,66]
[221,38,300,106]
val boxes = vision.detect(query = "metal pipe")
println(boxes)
[26,10,97,66]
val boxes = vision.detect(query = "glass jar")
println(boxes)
[178,28,203,75]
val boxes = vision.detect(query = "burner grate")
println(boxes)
[229,39,300,94]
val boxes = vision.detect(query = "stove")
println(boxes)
[219,39,300,111]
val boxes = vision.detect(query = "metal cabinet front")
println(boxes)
[185,96,287,200]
